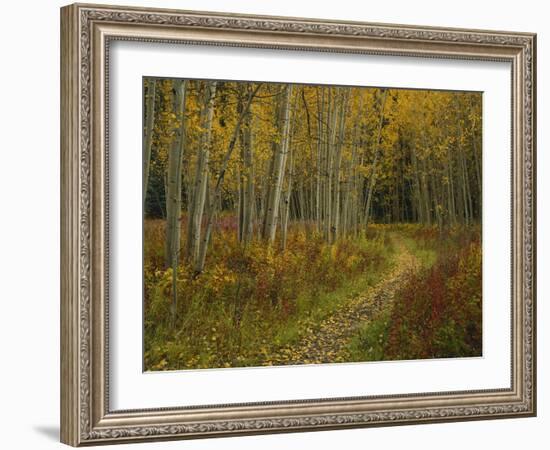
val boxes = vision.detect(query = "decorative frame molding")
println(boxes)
[60,3,536,446]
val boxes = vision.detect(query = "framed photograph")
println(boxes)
[60,3,536,446]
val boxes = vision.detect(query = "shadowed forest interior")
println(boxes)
[143,78,482,371]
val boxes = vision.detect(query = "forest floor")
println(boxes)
[144,223,481,370]
[266,234,421,365]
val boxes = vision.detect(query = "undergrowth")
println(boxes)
[144,219,393,370]
[348,224,482,361]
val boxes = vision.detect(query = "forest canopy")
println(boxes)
[144,79,481,253]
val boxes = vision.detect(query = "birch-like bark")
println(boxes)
[165,80,186,267]
[243,104,255,243]
[143,79,156,207]
[332,89,350,242]
[280,91,299,248]
[261,88,281,239]
[195,84,261,273]
[235,85,256,244]
[324,89,337,242]
[471,126,482,219]
[363,89,388,225]
[237,90,246,243]
[421,157,432,226]
[187,82,217,265]
[446,143,457,225]
[262,84,293,244]
[347,109,360,233]
[164,80,186,319]
[345,92,363,236]
[280,143,294,250]
[315,87,325,232]
[459,146,471,225]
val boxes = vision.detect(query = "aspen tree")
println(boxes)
[164,79,186,319]
[363,89,388,225]
[262,84,294,244]
[143,78,156,206]
[195,84,262,273]
[187,81,217,264]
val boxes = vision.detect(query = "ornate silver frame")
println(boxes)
[60,3,536,446]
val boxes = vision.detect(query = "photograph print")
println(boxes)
[142,77,482,372]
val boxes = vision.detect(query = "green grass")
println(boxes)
[272,261,394,352]
[401,237,437,268]
[347,309,393,362]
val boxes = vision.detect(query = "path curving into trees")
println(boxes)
[267,234,419,366]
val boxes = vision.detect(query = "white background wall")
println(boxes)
[0,0,546,449]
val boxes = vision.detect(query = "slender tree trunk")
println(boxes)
[428,157,443,231]
[364,89,388,225]
[164,80,186,319]
[471,127,482,220]
[262,84,294,244]
[280,144,294,250]
[243,102,255,243]
[410,142,424,223]
[195,84,261,273]
[346,92,363,235]
[331,88,349,243]
[261,88,282,239]
[237,89,246,243]
[325,89,337,242]
[281,96,298,249]
[459,146,471,225]
[143,79,156,207]
[237,161,244,242]
[315,87,325,232]
[187,81,217,264]
[165,80,186,268]
[446,144,457,226]
[420,157,432,226]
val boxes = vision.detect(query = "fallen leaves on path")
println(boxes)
[266,235,419,366]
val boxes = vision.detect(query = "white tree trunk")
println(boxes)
[364,89,388,225]
[143,79,156,206]
[263,84,294,244]
[164,80,186,319]
[195,84,262,273]
[187,82,217,265]
[243,102,255,243]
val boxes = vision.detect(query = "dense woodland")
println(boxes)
[143,78,482,371]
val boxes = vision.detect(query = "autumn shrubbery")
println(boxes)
[352,225,482,361]
[144,217,392,370]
